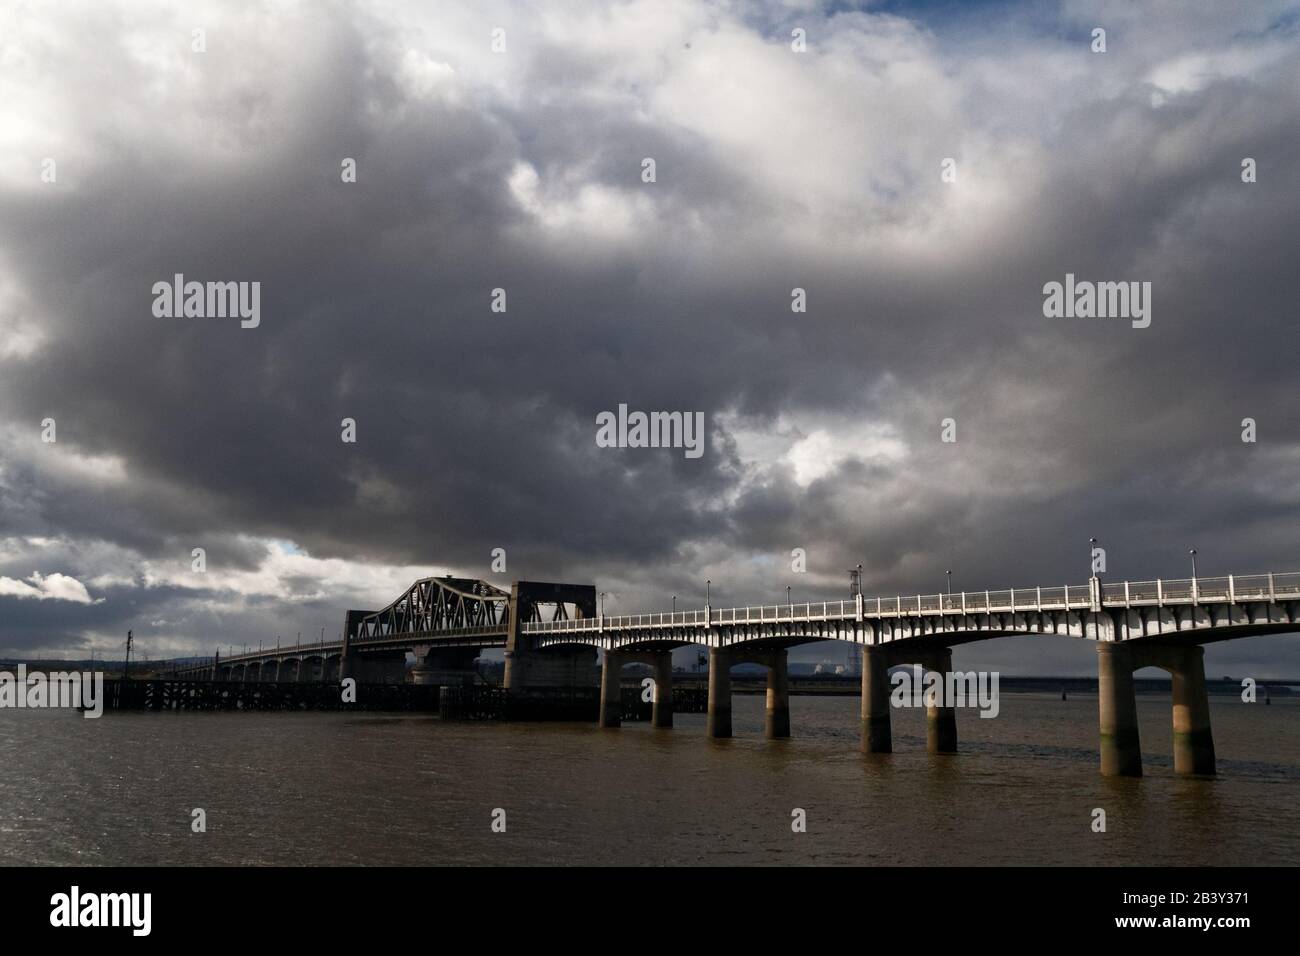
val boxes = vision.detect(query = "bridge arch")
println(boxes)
[1101,641,1216,776]
[597,648,674,730]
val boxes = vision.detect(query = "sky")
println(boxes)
[1,0,1298,677]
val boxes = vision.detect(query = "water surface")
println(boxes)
[2,693,1297,865]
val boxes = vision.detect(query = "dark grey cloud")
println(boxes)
[1,0,1298,677]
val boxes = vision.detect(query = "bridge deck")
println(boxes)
[173,571,1300,675]
[525,572,1300,635]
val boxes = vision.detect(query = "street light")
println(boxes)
[672,595,676,613]
[945,570,952,595]
[706,579,711,605]
[1190,549,1198,600]
[787,585,792,607]
[1089,538,1099,578]
[600,591,606,615]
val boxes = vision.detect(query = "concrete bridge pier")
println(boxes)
[1098,642,1143,776]
[706,647,788,739]
[652,654,674,729]
[599,650,623,728]
[860,646,893,753]
[1168,645,1216,776]
[506,646,596,692]
[925,648,958,755]
[707,647,732,738]
[765,649,790,739]
[858,644,957,754]
[1100,641,1216,777]
[600,649,675,729]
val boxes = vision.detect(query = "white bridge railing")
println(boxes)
[523,572,1300,635]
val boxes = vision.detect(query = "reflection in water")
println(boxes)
[1,693,1297,865]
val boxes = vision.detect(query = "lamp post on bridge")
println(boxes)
[1087,537,1104,624]
[672,595,676,614]
[706,579,711,605]
[1190,549,1198,600]
[847,565,862,598]
[787,585,792,608]
[600,591,606,616]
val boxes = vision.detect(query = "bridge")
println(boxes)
[172,570,1300,778]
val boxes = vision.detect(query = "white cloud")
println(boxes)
[725,411,908,488]
[0,571,100,604]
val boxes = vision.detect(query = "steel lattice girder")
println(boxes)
[357,576,510,638]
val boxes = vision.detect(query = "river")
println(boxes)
[2,692,1297,865]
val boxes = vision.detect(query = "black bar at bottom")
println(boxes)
[0,866,1277,942]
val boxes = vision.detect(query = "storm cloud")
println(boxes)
[1,0,1297,676]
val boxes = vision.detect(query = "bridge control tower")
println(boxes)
[503,581,600,694]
